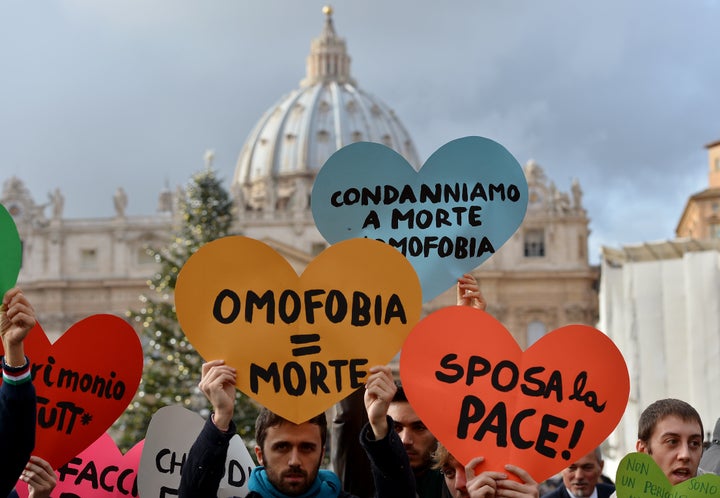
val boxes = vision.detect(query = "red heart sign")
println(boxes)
[400,307,629,483]
[1,316,143,469]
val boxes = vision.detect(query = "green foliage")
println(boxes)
[114,167,260,450]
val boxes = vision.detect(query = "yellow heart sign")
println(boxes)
[175,236,422,423]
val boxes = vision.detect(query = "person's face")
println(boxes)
[636,415,703,485]
[388,401,437,471]
[561,451,603,497]
[440,454,469,498]
[254,421,324,496]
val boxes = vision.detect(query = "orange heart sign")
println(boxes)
[1,316,143,469]
[175,236,422,423]
[399,306,629,483]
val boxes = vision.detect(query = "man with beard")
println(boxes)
[179,361,415,498]
[388,386,451,498]
[541,448,613,498]
[332,273,485,498]
[389,273,484,498]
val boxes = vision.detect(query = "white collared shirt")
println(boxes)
[566,487,599,498]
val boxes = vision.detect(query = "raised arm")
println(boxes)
[359,365,416,498]
[363,365,396,440]
[200,359,237,431]
[0,287,37,498]
[178,360,237,498]
[457,273,486,310]
[1,287,36,366]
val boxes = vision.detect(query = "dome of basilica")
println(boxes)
[232,7,420,213]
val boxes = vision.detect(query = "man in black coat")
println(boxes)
[700,418,720,474]
[179,362,415,498]
[541,448,614,498]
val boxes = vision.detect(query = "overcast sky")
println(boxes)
[2,0,719,264]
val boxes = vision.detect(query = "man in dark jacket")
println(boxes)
[179,361,415,498]
[1,287,37,498]
[700,418,720,474]
[388,386,451,498]
[541,448,614,498]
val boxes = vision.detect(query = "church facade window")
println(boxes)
[524,229,545,257]
[80,248,98,270]
[711,223,720,239]
[527,320,546,346]
[317,129,330,142]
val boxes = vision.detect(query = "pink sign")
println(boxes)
[15,433,144,498]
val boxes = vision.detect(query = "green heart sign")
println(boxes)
[0,203,22,297]
[616,452,720,498]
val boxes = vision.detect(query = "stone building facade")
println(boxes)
[600,139,720,461]
[676,140,720,239]
[5,7,598,347]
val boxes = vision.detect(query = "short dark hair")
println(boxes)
[255,408,328,451]
[392,383,408,403]
[638,398,703,442]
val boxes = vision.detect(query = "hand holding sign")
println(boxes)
[311,137,528,302]
[1,316,144,469]
[139,405,256,498]
[400,307,629,483]
[16,456,57,498]
[0,203,22,297]
[175,236,422,423]
[616,452,720,498]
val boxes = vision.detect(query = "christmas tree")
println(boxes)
[114,159,259,450]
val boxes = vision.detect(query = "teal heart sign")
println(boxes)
[616,452,720,498]
[0,203,22,297]
[311,137,528,302]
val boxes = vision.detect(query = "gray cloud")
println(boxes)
[2,0,718,263]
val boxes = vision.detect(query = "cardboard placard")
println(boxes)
[175,236,422,423]
[400,307,629,483]
[1,316,143,469]
[311,137,528,302]
[138,405,255,498]
[616,452,720,498]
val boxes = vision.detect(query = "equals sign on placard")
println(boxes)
[290,334,321,356]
